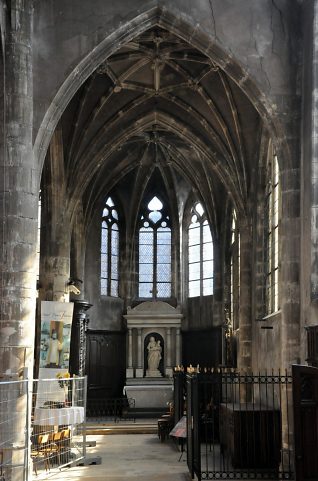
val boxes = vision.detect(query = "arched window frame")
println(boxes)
[137,196,172,299]
[230,209,240,330]
[265,147,281,315]
[100,197,119,297]
[187,202,214,298]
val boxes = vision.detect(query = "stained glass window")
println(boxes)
[138,196,171,298]
[188,203,213,297]
[101,197,119,297]
[265,149,280,314]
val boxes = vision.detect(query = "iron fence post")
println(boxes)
[83,376,87,460]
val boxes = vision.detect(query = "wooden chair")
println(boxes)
[46,431,64,467]
[31,434,51,475]
[158,415,174,442]
[59,428,71,465]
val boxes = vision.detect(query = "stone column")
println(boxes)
[176,328,181,366]
[213,246,223,326]
[166,327,172,376]
[126,328,134,378]
[69,300,92,376]
[0,0,35,378]
[311,0,318,304]
[0,3,35,479]
[279,162,300,470]
[279,149,300,465]
[70,206,86,301]
[280,166,300,369]
[252,156,267,371]
[222,236,231,366]
[269,95,300,473]
[308,0,318,372]
[238,216,252,372]
[39,128,71,303]
[136,328,143,377]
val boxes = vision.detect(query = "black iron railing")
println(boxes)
[86,397,135,422]
[186,370,293,480]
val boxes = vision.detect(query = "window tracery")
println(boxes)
[138,196,171,298]
[101,197,119,297]
[138,196,171,299]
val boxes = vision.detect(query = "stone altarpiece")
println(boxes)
[124,301,182,409]
[125,301,182,378]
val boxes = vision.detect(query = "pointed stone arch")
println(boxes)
[34,6,288,177]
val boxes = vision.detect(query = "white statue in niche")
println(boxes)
[146,336,162,376]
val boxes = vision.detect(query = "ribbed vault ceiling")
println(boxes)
[60,26,261,229]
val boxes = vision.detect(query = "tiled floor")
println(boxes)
[40,433,191,481]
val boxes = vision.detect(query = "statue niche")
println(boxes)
[124,300,182,379]
[144,333,164,377]
[124,302,182,410]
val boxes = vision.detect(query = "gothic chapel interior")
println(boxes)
[1,0,318,477]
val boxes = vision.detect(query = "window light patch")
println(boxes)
[148,196,163,211]
[195,203,204,217]
[149,210,162,223]
[106,197,114,207]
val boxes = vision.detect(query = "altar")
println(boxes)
[123,381,174,410]
[33,406,85,425]
[124,301,182,379]
[124,301,183,410]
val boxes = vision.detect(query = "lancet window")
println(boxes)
[230,209,240,329]
[101,197,119,297]
[138,196,172,299]
[265,148,281,314]
[188,202,213,298]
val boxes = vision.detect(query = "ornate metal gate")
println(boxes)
[186,370,294,480]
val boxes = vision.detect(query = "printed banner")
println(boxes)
[39,301,73,370]
[37,301,74,407]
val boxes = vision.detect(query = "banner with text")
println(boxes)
[37,301,74,406]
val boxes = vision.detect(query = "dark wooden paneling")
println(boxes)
[182,328,222,367]
[306,326,318,367]
[186,296,214,330]
[86,330,126,399]
[293,364,318,481]
[219,404,281,469]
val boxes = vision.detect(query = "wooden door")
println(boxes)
[292,364,318,481]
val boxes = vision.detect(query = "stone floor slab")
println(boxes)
[41,433,192,481]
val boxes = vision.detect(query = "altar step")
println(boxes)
[130,407,167,418]
[85,420,158,435]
